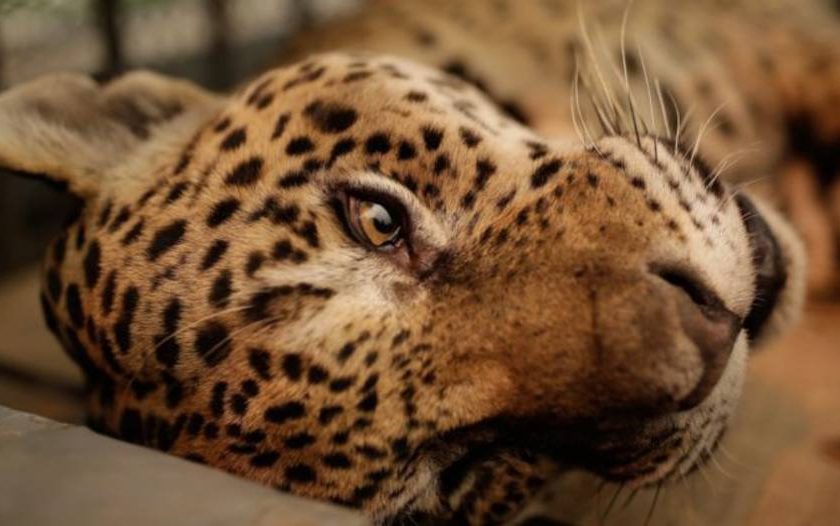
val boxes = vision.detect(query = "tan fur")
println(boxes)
[0,10,813,526]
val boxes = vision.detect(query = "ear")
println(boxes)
[0,71,222,198]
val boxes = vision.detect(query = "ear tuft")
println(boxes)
[0,71,221,198]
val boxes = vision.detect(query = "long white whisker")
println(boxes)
[690,102,727,169]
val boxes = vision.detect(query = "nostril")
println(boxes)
[651,266,742,410]
[652,267,719,313]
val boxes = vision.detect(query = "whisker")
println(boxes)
[655,78,672,140]
[643,483,662,526]
[601,483,624,524]
[689,102,727,169]
[636,41,659,161]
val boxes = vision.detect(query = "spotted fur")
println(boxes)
[0,21,808,526]
[283,0,840,295]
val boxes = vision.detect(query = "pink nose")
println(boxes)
[654,268,741,410]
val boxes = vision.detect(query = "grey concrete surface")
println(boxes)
[0,405,370,526]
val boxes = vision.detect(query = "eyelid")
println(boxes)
[324,171,449,250]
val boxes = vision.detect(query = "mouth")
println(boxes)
[390,401,737,524]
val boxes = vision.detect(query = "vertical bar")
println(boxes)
[0,24,6,88]
[95,0,124,79]
[291,0,315,30]
[204,0,231,88]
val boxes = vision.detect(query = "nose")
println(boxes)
[653,268,741,410]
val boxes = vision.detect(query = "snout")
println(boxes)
[579,264,741,416]
[652,267,741,409]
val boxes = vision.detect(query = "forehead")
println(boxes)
[210,52,543,167]
[182,53,583,220]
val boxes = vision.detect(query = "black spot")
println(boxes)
[225,157,264,186]
[499,99,530,124]
[154,298,182,367]
[114,287,140,354]
[307,365,328,384]
[285,463,316,483]
[344,71,373,83]
[278,171,309,188]
[271,113,291,140]
[230,393,248,415]
[474,159,496,190]
[304,101,359,133]
[323,452,352,469]
[52,236,67,265]
[405,91,428,103]
[187,413,204,437]
[329,376,355,392]
[365,133,392,154]
[214,116,231,133]
[273,240,293,260]
[357,392,378,412]
[296,221,320,248]
[397,141,417,160]
[265,401,305,425]
[245,251,265,277]
[351,484,378,504]
[337,342,356,363]
[108,206,131,233]
[285,432,316,449]
[531,159,563,188]
[210,381,227,417]
[241,379,259,397]
[119,409,144,444]
[286,136,315,156]
[101,271,117,315]
[422,127,444,151]
[319,405,343,425]
[281,353,303,381]
[64,284,85,328]
[163,374,184,409]
[83,241,102,289]
[147,220,187,261]
[433,154,450,175]
[630,177,646,189]
[248,348,272,380]
[208,270,233,307]
[121,219,145,246]
[207,198,240,228]
[75,225,85,249]
[459,127,482,148]
[255,93,274,110]
[195,321,232,367]
[243,430,266,443]
[203,422,219,439]
[250,451,280,468]
[165,182,190,204]
[201,240,229,270]
[98,201,113,227]
[587,172,599,187]
[329,138,356,165]
[46,269,62,302]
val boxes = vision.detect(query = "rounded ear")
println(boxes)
[0,71,223,198]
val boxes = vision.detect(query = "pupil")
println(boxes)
[372,206,395,234]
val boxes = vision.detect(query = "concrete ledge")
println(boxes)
[0,406,370,526]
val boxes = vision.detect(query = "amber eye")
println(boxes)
[347,195,405,249]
